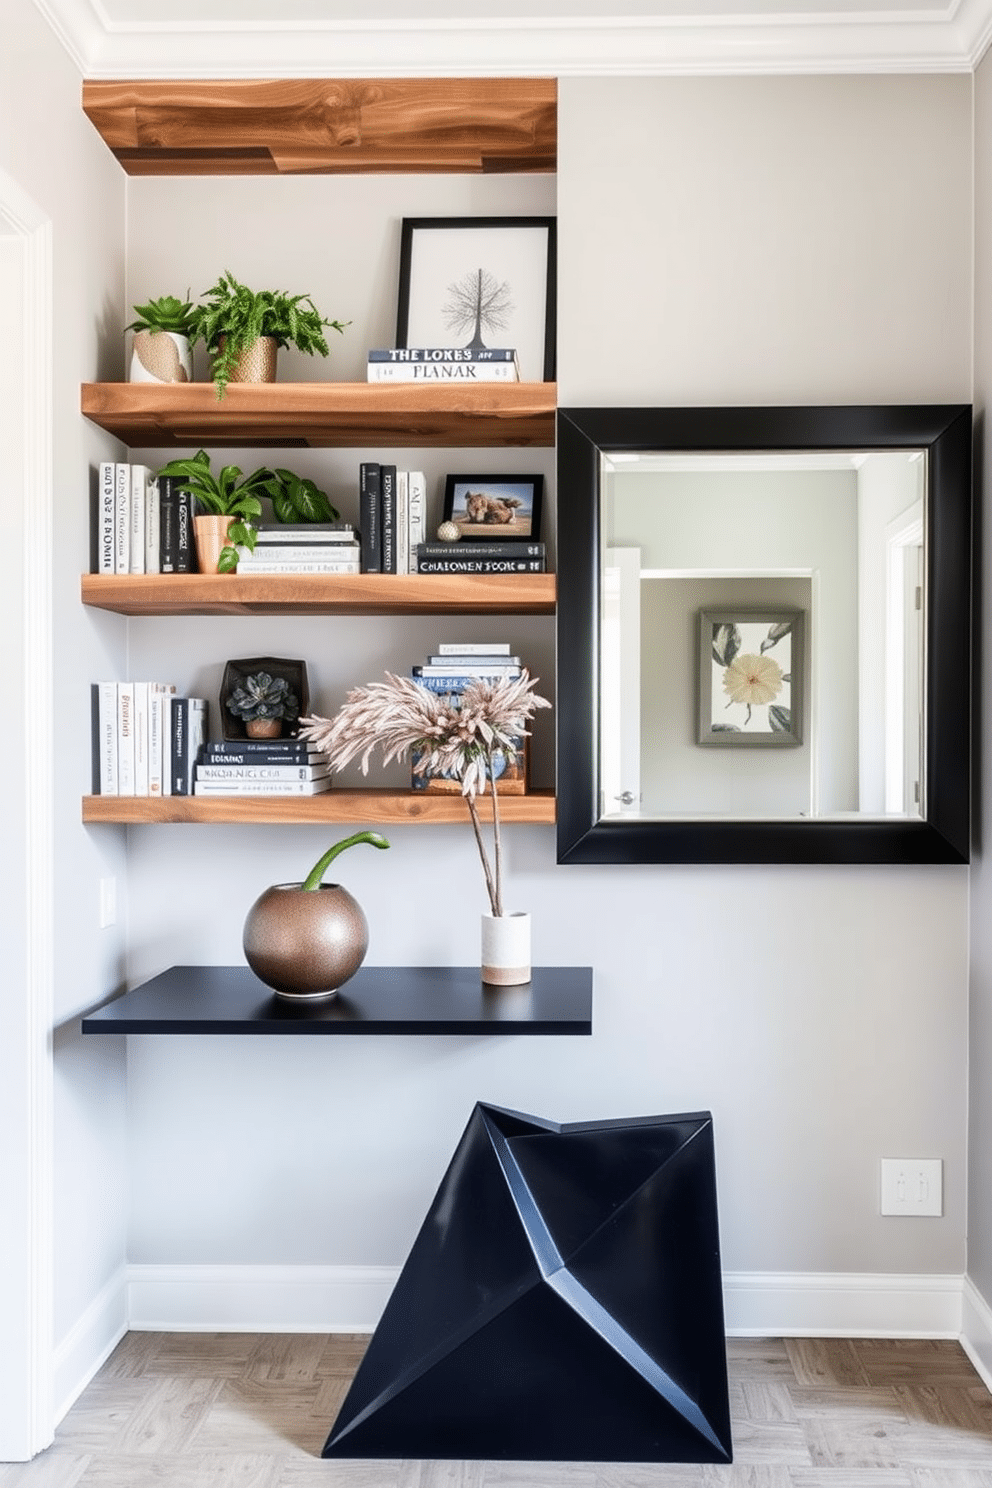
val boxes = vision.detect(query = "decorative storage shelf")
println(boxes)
[80,571,556,617]
[81,788,556,826]
[80,964,592,1036]
[80,382,557,449]
[82,78,557,177]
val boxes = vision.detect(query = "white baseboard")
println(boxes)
[723,1270,962,1338]
[52,1267,128,1425]
[123,1264,964,1340]
[126,1264,398,1333]
[961,1275,992,1391]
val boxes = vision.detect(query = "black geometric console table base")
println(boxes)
[323,1103,732,1463]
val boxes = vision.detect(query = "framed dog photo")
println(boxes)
[396,217,557,383]
[443,474,544,542]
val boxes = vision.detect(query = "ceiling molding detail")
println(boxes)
[30,0,992,77]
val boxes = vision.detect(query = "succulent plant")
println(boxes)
[226,672,300,724]
[126,294,197,336]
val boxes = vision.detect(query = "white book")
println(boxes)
[114,462,130,575]
[117,680,135,796]
[367,361,518,383]
[144,476,161,575]
[408,470,426,568]
[132,681,150,795]
[129,464,149,574]
[437,642,512,655]
[193,777,333,796]
[236,560,361,575]
[196,763,331,781]
[98,462,116,574]
[148,683,169,797]
[396,470,409,575]
[95,681,118,793]
[236,544,361,564]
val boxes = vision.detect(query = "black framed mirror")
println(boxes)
[556,405,972,865]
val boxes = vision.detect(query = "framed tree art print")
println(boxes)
[396,217,557,383]
[699,609,805,747]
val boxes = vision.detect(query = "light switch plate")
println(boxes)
[880,1158,942,1217]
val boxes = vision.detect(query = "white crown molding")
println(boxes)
[29,0,992,78]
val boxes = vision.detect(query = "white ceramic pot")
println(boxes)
[129,329,192,383]
[481,911,531,986]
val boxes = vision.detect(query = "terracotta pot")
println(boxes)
[243,883,369,1001]
[193,514,235,573]
[246,717,283,739]
[217,334,278,384]
[481,911,531,987]
[129,329,192,384]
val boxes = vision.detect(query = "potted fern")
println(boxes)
[190,270,348,399]
[127,293,196,384]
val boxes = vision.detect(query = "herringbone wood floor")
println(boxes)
[2,1335,992,1487]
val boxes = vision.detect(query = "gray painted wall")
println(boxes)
[114,73,973,1281]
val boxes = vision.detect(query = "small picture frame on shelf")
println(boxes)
[220,657,310,742]
[396,217,557,383]
[442,474,544,542]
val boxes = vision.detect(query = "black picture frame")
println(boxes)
[396,216,557,383]
[220,656,310,742]
[442,473,544,542]
[556,404,972,866]
[698,608,805,747]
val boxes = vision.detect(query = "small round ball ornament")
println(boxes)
[436,521,460,543]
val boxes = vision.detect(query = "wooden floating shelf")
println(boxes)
[80,381,557,449]
[82,78,557,177]
[80,571,556,617]
[81,965,592,1038]
[81,788,556,826]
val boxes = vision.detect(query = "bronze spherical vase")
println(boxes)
[243,882,369,1002]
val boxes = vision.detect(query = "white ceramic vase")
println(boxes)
[481,911,531,986]
[129,329,192,383]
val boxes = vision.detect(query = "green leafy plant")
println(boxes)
[156,449,270,572]
[126,294,197,336]
[190,270,348,399]
[226,672,300,726]
[255,467,340,524]
[302,832,391,892]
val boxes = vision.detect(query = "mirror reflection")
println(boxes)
[600,449,926,823]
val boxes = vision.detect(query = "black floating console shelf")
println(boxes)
[80,965,593,1036]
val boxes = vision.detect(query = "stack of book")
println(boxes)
[366,348,519,383]
[359,464,426,574]
[193,739,333,796]
[235,522,361,576]
[410,643,528,794]
[92,682,207,797]
[414,539,546,575]
[96,463,195,575]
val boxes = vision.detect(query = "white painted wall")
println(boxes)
[0,0,129,1446]
[113,73,972,1295]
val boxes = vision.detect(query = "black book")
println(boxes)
[359,463,381,573]
[380,464,397,574]
[204,742,326,765]
[171,696,208,796]
[416,557,546,574]
[175,485,195,573]
[158,475,180,572]
[417,540,545,562]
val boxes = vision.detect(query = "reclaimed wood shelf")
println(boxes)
[82,78,557,177]
[80,571,555,616]
[81,788,556,826]
[80,381,557,449]
[80,965,592,1037]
